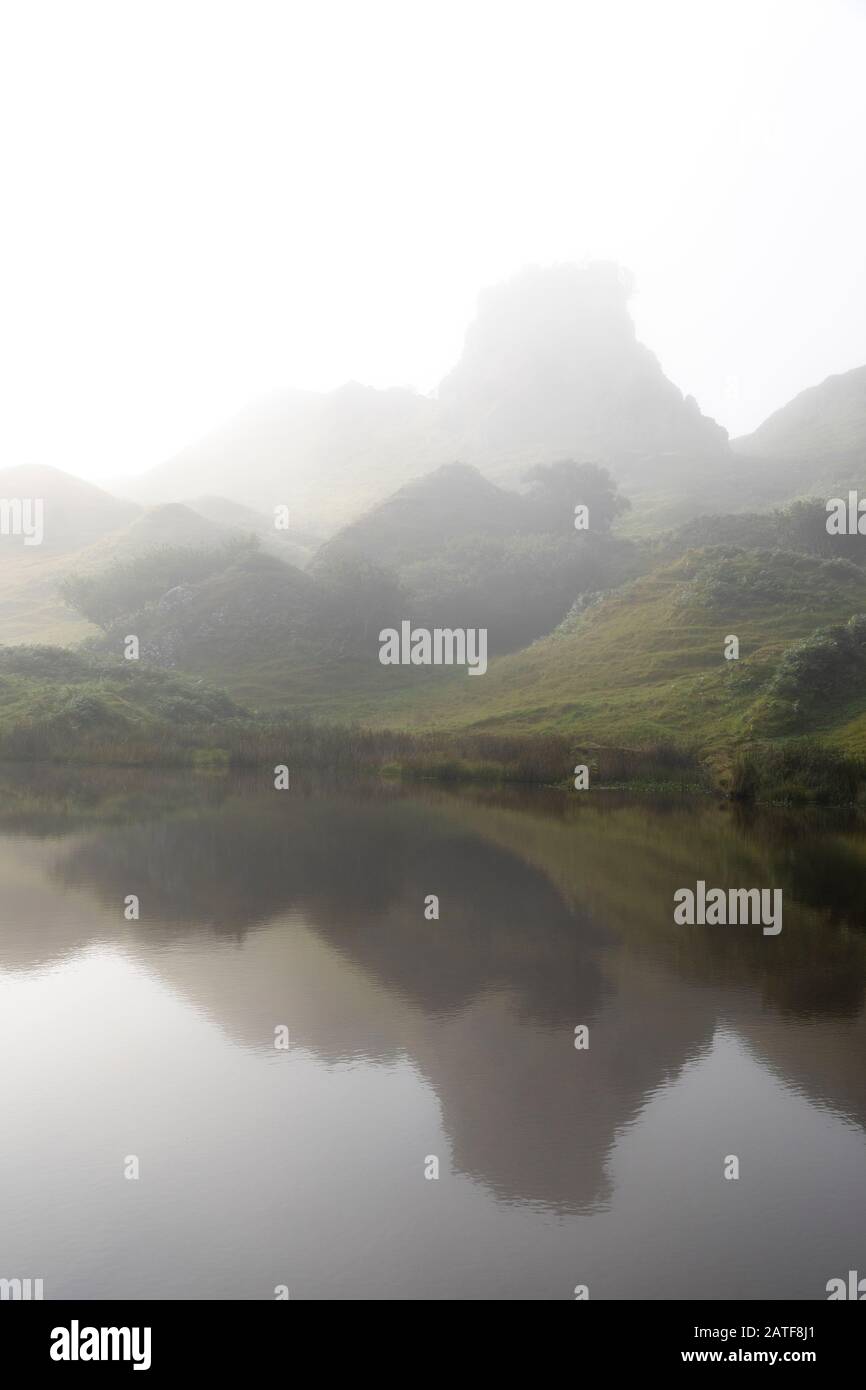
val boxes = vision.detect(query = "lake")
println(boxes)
[1,764,865,1300]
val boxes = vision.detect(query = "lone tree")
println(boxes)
[523,460,630,535]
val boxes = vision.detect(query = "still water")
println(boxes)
[1,764,865,1300]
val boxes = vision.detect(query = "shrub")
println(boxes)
[730,741,865,805]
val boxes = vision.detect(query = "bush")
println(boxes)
[60,537,257,631]
[0,646,95,679]
[730,741,865,805]
[58,693,118,729]
[765,614,866,728]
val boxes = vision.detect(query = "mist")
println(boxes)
[1,0,865,482]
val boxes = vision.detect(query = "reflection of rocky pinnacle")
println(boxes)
[16,780,866,1213]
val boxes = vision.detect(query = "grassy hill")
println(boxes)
[0,464,140,552]
[6,541,866,799]
[183,495,320,567]
[723,366,866,525]
[733,365,866,464]
[0,646,245,762]
[313,462,525,570]
[0,468,142,646]
[127,381,443,534]
[42,453,866,778]
[0,501,229,648]
[371,548,866,761]
[140,545,866,783]
[61,461,639,698]
[4,340,866,797]
[64,539,866,781]
[0,477,314,647]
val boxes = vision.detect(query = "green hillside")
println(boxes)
[4,335,866,796]
[0,466,143,646]
[0,646,245,761]
[0,483,308,648]
[46,470,866,780]
[58,461,640,704]
[374,548,866,761]
[733,365,866,464]
[6,540,866,798]
[63,540,866,778]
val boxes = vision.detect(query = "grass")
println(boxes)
[5,540,866,802]
[116,546,866,765]
[0,710,699,789]
[306,548,866,768]
[729,740,866,806]
[0,649,707,787]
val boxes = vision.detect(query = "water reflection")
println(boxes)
[1,766,865,1297]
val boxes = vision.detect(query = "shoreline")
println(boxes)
[0,724,863,807]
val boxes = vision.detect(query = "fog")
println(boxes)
[1,0,865,481]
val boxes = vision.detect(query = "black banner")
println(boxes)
[2,1299,862,1375]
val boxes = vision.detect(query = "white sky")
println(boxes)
[1,0,865,481]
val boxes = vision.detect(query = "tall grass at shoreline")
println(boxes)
[0,713,706,789]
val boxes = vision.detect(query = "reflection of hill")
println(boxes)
[55,790,612,1024]
[2,770,866,1211]
[438,787,866,1015]
[735,1009,866,1131]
